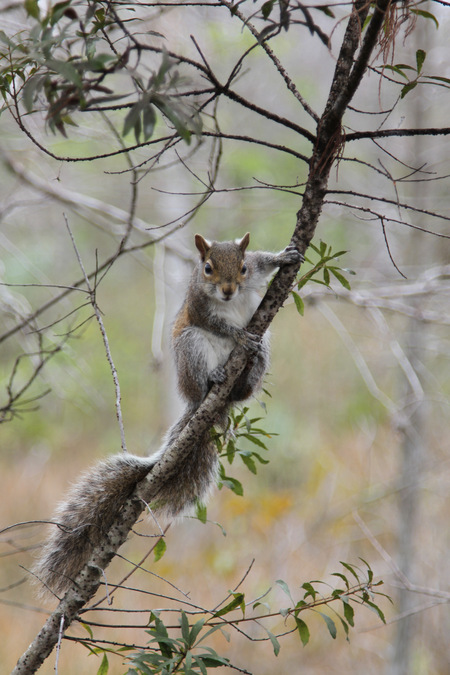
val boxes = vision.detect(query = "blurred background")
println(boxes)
[1,1,449,673]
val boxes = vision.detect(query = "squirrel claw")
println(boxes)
[209,365,227,385]
[241,330,262,354]
[280,246,303,265]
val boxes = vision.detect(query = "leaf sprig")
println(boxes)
[86,560,390,673]
[213,406,274,499]
[292,240,354,316]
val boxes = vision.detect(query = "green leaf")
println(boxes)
[319,240,327,257]
[213,593,245,618]
[266,628,280,656]
[96,653,109,675]
[337,614,350,640]
[193,655,211,674]
[317,6,335,18]
[295,617,310,646]
[340,561,360,582]
[196,624,226,646]
[358,557,373,582]
[143,104,157,141]
[150,50,174,89]
[392,63,415,72]
[87,53,117,72]
[199,655,230,667]
[218,465,244,496]
[254,600,271,612]
[123,101,143,138]
[261,0,275,19]
[331,572,350,589]
[292,291,304,316]
[302,582,317,601]
[276,579,294,603]
[195,501,207,523]
[362,12,373,31]
[0,30,15,48]
[147,616,173,658]
[243,412,252,433]
[46,58,82,88]
[242,433,268,450]
[153,95,192,144]
[329,250,348,260]
[250,451,269,465]
[50,1,73,26]
[225,439,236,463]
[383,64,411,79]
[410,9,439,29]
[24,0,40,19]
[153,537,166,562]
[342,599,355,627]
[185,650,193,672]
[196,648,230,668]
[318,612,337,639]
[221,476,243,495]
[400,81,418,99]
[180,610,190,643]
[415,49,426,74]
[133,114,142,144]
[330,267,351,290]
[332,589,345,599]
[241,454,257,474]
[257,623,280,656]
[364,599,386,624]
[80,622,94,639]
[92,7,106,29]
[22,73,47,112]
[426,75,450,86]
[188,618,206,647]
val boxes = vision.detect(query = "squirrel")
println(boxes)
[33,233,301,596]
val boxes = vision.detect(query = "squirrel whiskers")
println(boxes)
[33,233,301,596]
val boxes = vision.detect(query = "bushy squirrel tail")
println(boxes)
[34,404,226,597]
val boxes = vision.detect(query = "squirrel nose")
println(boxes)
[222,284,235,300]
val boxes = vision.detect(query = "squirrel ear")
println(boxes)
[195,234,211,260]
[239,232,250,253]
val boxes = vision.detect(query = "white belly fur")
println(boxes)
[194,328,235,372]
[193,288,268,373]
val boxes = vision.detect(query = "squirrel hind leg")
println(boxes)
[156,406,225,518]
[229,338,269,403]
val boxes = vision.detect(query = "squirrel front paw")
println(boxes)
[278,246,304,266]
[209,365,227,385]
[236,329,262,354]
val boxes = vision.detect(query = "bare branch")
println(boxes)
[63,216,128,453]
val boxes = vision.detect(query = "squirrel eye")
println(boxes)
[241,263,247,275]
[204,262,213,275]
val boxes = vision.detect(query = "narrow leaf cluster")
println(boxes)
[84,560,389,673]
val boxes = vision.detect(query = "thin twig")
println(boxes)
[63,215,128,453]
[54,614,65,675]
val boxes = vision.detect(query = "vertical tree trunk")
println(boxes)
[389,22,430,675]
[391,343,426,674]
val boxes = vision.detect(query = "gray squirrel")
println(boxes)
[34,233,301,596]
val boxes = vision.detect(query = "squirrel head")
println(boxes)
[194,233,250,302]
